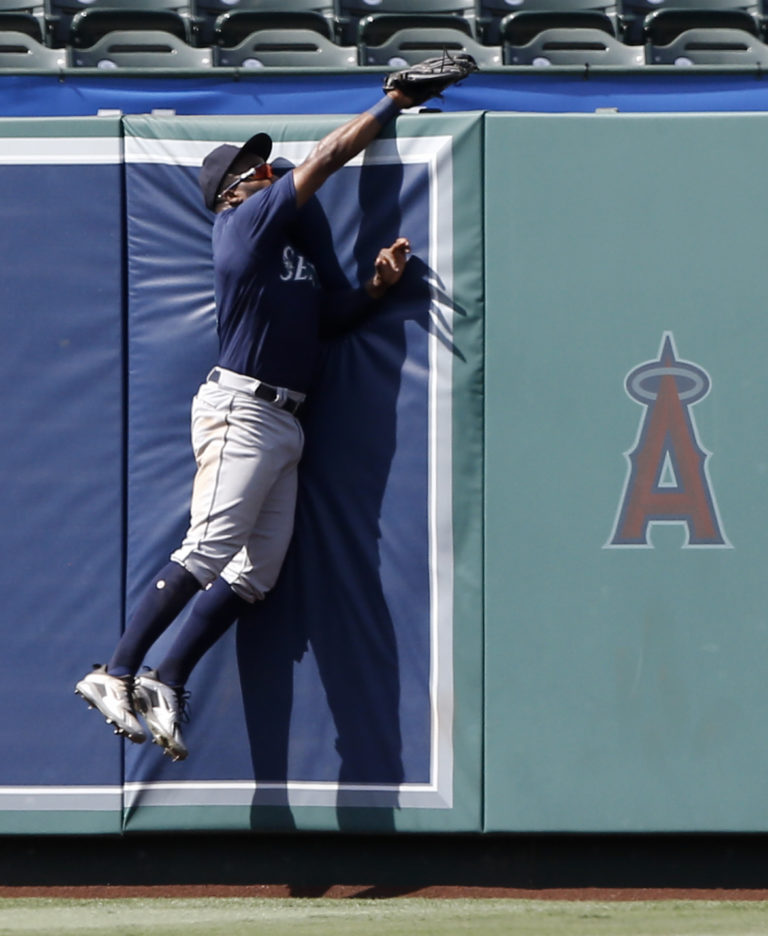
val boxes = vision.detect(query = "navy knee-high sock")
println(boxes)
[155,577,249,688]
[108,561,202,676]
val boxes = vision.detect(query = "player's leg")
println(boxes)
[132,394,303,760]
[108,561,202,677]
[95,384,295,678]
[134,453,300,760]
[75,561,202,742]
[131,577,245,761]
[75,380,234,741]
[77,384,301,750]
[170,382,302,585]
[219,453,300,605]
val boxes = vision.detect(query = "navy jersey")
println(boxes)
[212,170,323,394]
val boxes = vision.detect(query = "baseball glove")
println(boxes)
[382,50,478,106]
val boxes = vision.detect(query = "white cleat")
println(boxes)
[133,669,189,762]
[75,664,146,744]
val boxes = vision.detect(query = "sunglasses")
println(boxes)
[218,162,274,199]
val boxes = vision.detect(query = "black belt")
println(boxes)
[209,369,303,416]
[253,381,302,416]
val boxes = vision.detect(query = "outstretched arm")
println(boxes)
[292,52,478,207]
[292,90,412,209]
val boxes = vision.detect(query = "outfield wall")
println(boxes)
[1,108,765,835]
[0,112,484,835]
[483,113,768,832]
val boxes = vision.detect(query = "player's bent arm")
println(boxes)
[292,90,412,208]
[319,237,411,337]
[364,237,411,299]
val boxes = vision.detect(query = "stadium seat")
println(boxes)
[646,25,768,63]
[642,7,758,43]
[0,28,67,64]
[616,0,758,43]
[193,0,335,13]
[71,28,212,66]
[360,25,501,66]
[68,6,194,49]
[213,11,334,49]
[215,27,357,66]
[0,11,44,42]
[0,0,42,9]
[504,25,644,63]
[337,0,476,43]
[192,0,338,46]
[47,0,195,46]
[479,0,617,42]
[0,1,45,44]
[339,0,474,14]
[356,12,475,46]
[502,10,616,46]
[47,0,192,14]
[0,0,44,16]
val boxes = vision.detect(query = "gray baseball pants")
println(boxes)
[171,369,305,603]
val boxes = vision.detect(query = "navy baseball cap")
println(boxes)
[199,132,273,211]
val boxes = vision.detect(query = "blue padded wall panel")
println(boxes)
[0,120,124,831]
[122,138,434,812]
[121,115,483,833]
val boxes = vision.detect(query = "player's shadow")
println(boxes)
[236,158,463,831]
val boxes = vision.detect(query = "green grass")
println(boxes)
[1,898,768,936]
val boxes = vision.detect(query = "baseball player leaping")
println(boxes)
[75,55,476,762]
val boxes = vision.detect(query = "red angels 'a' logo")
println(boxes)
[606,333,730,549]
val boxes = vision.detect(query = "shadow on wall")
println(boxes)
[234,155,468,831]
[236,160,413,832]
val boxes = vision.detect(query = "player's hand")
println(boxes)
[386,88,417,110]
[366,237,411,299]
